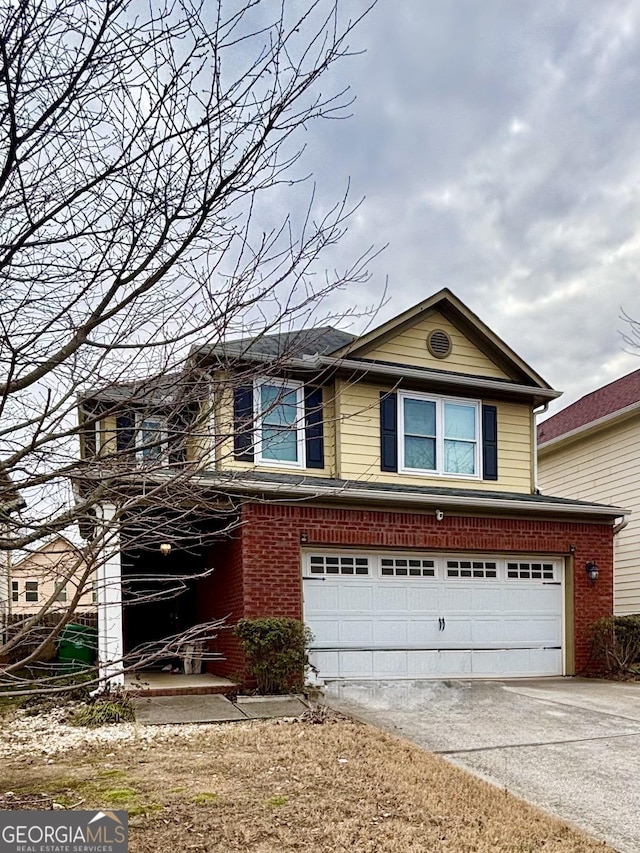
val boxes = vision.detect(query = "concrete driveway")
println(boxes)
[325,678,640,853]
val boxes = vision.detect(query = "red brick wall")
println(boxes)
[208,502,613,678]
[199,535,245,678]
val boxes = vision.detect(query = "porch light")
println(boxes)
[585,560,599,585]
[160,542,172,557]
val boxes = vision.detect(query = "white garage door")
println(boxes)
[303,552,564,680]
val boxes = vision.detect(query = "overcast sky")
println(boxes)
[291,0,640,417]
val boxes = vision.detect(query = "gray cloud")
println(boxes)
[292,0,640,413]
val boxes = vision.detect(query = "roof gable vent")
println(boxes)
[427,329,452,359]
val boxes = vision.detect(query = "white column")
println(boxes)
[97,502,124,689]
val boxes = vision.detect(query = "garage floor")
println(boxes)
[325,677,640,853]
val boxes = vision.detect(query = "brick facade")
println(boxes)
[206,501,613,678]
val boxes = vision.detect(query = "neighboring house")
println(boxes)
[9,536,96,616]
[80,288,626,686]
[538,368,639,616]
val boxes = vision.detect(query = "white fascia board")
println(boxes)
[538,401,640,453]
[316,357,561,401]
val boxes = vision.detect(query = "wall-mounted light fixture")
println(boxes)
[585,560,599,585]
[160,542,172,557]
[435,510,444,522]
[300,532,308,544]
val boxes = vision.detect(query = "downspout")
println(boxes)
[613,516,630,536]
[532,402,550,493]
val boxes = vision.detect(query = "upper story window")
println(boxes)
[136,415,167,463]
[399,391,480,478]
[255,379,304,467]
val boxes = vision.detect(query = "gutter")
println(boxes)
[191,474,629,521]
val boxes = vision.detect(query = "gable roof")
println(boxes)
[538,367,640,446]
[331,287,555,390]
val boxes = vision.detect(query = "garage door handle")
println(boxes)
[438,617,446,631]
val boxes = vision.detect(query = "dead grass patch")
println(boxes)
[2,719,612,852]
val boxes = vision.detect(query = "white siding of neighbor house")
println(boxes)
[538,413,640,615]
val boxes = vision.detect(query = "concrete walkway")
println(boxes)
[133,693,308,725]
[325,678,640,853]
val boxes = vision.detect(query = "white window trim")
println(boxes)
[398,390,481,480]
[135,413,168,464]
[254,377,306,469]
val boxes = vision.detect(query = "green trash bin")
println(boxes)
[58,623,98,669]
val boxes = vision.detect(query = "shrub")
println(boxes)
[234,617,313,694]
[589,615,640,676]
[70,692,135,727]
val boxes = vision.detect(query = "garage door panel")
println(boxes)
[339,585,373,611]
[308,618,341,644]
[373,651,407,675]
[303,582,339,610]
[407,618,442,644]
[375,619,408,643]
[373,585,408,611]
[339,619,374,644]
[501,617,562,644]
[502,586,560,611]
[407,586,440,611]
[441,587,473,609]
[338,651,373,677]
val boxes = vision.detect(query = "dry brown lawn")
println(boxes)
[2,716,613,852]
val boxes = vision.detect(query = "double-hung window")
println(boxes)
[136,415,167,463]
[399,391,480,477]
[255,379,304,467]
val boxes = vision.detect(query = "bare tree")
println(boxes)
[0,0,377,691]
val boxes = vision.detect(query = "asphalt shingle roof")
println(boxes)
[198,326,355,361]
[204,469,624,513]
[538,368,640,445]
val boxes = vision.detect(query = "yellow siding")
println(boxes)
[538,414,640,615]
[337,378,532,492]
[97,415,118,455]
[360,311,510,379]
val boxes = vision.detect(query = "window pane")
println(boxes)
[261,427,298,462]
[404,398,435,436]
[444,439,475,474]
[261,385,298,426]
[444,404,476,440]
[141,420,163,460]
[405,435,436,469]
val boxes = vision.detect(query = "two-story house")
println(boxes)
[81,289,626,686]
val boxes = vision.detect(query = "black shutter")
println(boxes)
[116,411,136,452]
[304,386,324,469]
[380,392,398,472]
[482,404,498,480]
[233,386,254,461]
